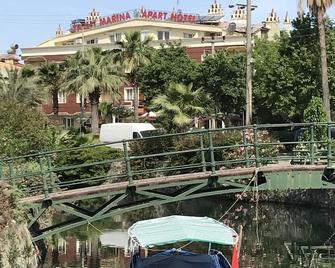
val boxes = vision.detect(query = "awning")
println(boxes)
[128,215,238,248]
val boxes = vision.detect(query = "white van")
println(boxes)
[99,123,157,149]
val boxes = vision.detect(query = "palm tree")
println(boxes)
[115,31,153,121]
[298,0,334,121]
[151,83,210,131]
[38,62,65,118]
[38,62,65,119]
[0,68,47,107]
[64,47,124,135]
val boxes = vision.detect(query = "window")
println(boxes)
[158,31,170,40]
[86,39,97,44]
[141,30,150,41]
[124,87,134,101]
[58,92,67,103]
[133,132,141,139]
[110,33,122,42]
[62,117,74,129]
[58,238,67,254]
[183,32,194,38]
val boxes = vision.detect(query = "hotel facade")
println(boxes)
[21,1,292,128]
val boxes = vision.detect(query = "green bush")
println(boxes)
[129,130,173,179]
[0,102,55,158]
[129,129,282,177]
[293,97,328,163]
[54,131,122,188]
[172,130,281,170]
[302,96,327,142]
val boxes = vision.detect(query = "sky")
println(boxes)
[1,0,335,54]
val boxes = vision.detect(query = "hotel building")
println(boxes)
[21,1,291,128]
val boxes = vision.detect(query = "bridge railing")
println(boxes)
[0,123,334,200]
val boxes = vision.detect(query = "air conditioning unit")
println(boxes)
[123,100,133,107]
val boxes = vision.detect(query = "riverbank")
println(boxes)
[249,189,335,208]
[0,182,38,267]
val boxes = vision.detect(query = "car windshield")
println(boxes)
[140,130,160,137]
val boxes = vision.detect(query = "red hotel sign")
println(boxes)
[71,9,197,32]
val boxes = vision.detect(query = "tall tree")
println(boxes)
[298,0,335,121]
[138,42,199,103]
[151,83,211,132]
[197,51,246,118]
[0,68,47,107]
[65,47,124,135]
[38,62,65,118]
[115,31,153,121]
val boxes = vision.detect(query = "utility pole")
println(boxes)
[246,0,252,125]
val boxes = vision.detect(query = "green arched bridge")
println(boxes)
[1,123,335,242]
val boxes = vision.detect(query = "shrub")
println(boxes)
[129,129,282,177]
[54,131,122,188]
[129,130,173,179]
[302,96,327,142]
[0,102,55,158]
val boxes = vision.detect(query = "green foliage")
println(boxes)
[303,96,328,123]
[0,102,55,157]
[197,51,246,116]
[139,42,199,102]
[99,102,134,122]
[64,47,124,134]
[54,131,122,188]
[171,130,282,169]
[99,101,114,123]
[252,14,335,123]
[129,129,172,178]
[303,97,328,142]
[38,62,66,116]
[151,83,212,131]
[130,129,282,177]
[0,68,47,107]
[114,31,153,84]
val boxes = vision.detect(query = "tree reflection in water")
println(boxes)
[43,196,335,268]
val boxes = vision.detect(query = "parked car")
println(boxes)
[99,123,157,149]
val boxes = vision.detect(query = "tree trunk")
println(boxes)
[317,8,331,121]
[52,89,59,118]
[134,85,139,122]
[89,88,101,136]
[91,102,99,135]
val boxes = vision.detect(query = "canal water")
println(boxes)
[42,196,335,268]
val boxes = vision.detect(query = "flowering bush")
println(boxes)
[171,129,283,171]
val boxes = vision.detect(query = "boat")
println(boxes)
[127,215,240,268]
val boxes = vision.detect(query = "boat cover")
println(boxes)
[130,249,231,268]
[128,215,238,248]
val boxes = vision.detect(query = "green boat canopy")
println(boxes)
[128,215,238,248]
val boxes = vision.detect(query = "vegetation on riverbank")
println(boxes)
[0,182,38,267]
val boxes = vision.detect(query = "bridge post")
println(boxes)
[310,124,315,165]
[123,140,133,185]
[0,161,3,180]
[38,155,49,200]
[46,154,55,192]
[243,129,250,168]
[8,160,15,187]
[200,134,207,172]
[253,125,260,167]
[208,131,216,173]
[327,122,332,168]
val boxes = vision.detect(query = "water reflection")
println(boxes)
[42,196,335,268]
